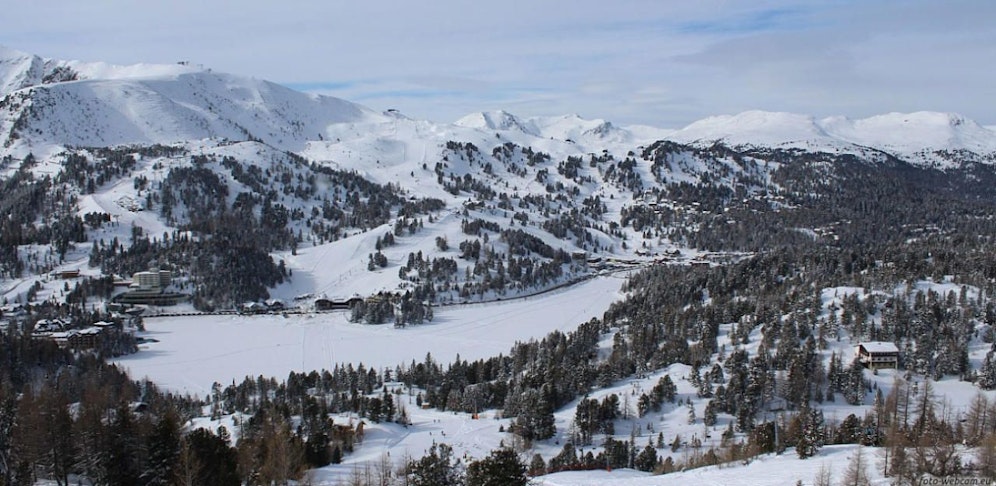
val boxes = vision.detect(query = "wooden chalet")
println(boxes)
[855,341,900,370]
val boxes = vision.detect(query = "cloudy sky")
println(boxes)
[4,0,993,127]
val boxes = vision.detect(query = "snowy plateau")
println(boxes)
[3,45,996,485]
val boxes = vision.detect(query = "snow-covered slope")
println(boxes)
[4,45,996,170]
[455,110,540,136]
[667,110,996,167]
[0,47,380,154]
[0,45,206,97]
[668,110,832,149]
[0,45,80,96]
[455,110,673,150]
[819,111,996,165]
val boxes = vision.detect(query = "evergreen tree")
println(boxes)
[406,442,462,486]
[703,399,719,427]
[634,443,659,472]
[979,351,996,390]
[511,388,555,441]
[835,414,862,445]
[527,453,546,476]
[843,360,866,405]
[466,447,527,486]
[182,428,240,486]
[304,431,331,467]
[141,410,181,486]
[549,442,579,472]
[795,405,824,459]
[103,401,141,486]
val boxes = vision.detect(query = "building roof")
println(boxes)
[859,341,899,354]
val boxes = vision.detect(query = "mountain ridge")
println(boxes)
[2,46,995,169]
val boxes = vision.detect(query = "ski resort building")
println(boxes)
[131,270,171,292]
[855,341,900,370]
[115,269,188,305]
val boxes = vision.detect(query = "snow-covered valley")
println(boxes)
[4,45,996,485]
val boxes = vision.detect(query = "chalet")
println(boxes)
[314,298,335,311]
[855,341,900,370]
[240,302,268,314]
[53,269,80,279]
[1,304,26,317]
[34,318,68,333]
[68,327,104,349]
[48,326,104,350]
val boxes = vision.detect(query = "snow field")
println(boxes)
[112,274,627,397]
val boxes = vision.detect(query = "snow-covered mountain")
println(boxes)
[0,45,81,95]
[4,46,996,170]
[0,46,378,156]
[455,110,671,148]
[5,44,996,310]
[455,110,541,136]
[668,109,996,167]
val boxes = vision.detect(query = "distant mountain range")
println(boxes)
[2,45,994,170]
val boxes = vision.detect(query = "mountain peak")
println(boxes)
[817,111,996,159]
[662,110,996,166]
[0,45,33,62]
[0,45,56,95]
[669,110,827,147]
[454,110,538,136]
[0,49,375,152]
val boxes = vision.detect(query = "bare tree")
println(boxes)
[374,452,394,486]
[978,432,996,478]
[965,393,990,445]
[812,461,832,486]
[840,446,870,486]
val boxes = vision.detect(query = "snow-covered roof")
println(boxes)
[858,341,899,354]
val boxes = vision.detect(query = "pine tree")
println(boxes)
[140,410,181,486]
[466,447,527,486]
[44,389,76,486]
[512,387,556,441]
[304,430,331,467]
[527,453,546,476]
[0,386,14,486]
[103,401,141,486]
[795,405,824,459]
[407,442,462,486]
[548,442,578,472]
[703,399,718,427]
[634,443,659,472]
[979,352,996,390]
[183,428,240,486]
[844,360,866,405]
